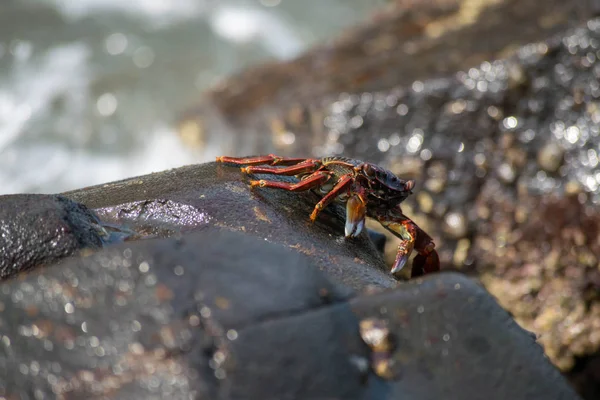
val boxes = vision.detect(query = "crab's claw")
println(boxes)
[376,209,440,277]
[391,236,413,274]
[345,194,366,238]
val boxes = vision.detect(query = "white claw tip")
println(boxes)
[345,218,365,238]
[345,221,353,238]
[352,219,365,238]
[391,254,409,274]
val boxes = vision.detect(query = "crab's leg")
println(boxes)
[250,171,332,192]
[379,218,415,274]
[241,159,321,176]
[216,154,313,166]
[411,245,440,278]
[376,211,439,276]
[308,174,354,222]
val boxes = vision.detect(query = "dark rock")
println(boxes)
[178,2,600,392]
[63,162,395,290]
[177,0,600,155]
[568,354,600,400]
[351,273,582,400]
[313,20,600,393]
[0,228,580,399]
[366,229,387,255]
[0,228,364,400]
[0,194,104,280]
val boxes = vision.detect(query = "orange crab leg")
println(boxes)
[241,160,322,176]
[250,171,332,192]
[216,154,314,166]
[309,174,354,222]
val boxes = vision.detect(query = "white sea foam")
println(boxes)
[0,43,199,194]
[0,126,199,194]
[209,5,303,59]
[1,0,375,195]
[39,0,207,27]
[0,44,90,153]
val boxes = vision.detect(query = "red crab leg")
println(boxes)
[241,159,321,176]
[250,171,332,192]
[411,245,440,278]
[216,154,312,166]
[375,211,439,276]
[309,174,354,222]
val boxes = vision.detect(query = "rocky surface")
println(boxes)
[178,0,600,155]
[177,1,600,396]
[0,0,596,395]
[323,21,600,391]
[350,273,580,400]
[0,228,359,399]
[0,226,581,399]
[0,194,105,280]
[319,21,600,380]
[63,162,395,291]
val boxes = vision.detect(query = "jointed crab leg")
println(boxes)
[412,247,439,277]
[241,160,322,176]
[309,174,354,222]
[218,153,441,278]
[382,219,417,274]
[216,154,314,166]
[250,171,332,192]
[375,208,438,276]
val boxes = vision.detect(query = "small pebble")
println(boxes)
[537,143,564,172]
[497,163,516,184]
[444,211,468,239]
[416,192,434,214]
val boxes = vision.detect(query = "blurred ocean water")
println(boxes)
[0,0,386,194]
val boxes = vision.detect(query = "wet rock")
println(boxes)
[351,273,582,400]
[538,142,565,173]
[366,229,387,255]
[497,163,517,184]
[443,211,468,239]
[424,162,447,194]
[63,162,395,290]
[359,318,397,380]
[176,8,600,394]
[179,0,600,155]
[416,191,434,214]
[0,194,104,280]
[475,194,600,373]
[0,228,365,400]
[568,354,600,400]
[0,229,580,399]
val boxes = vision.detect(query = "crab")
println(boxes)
[216,154,440,277]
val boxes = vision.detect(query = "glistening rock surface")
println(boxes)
[0,194,104,280]
[178,2,600,393]
[0,228,581,400]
